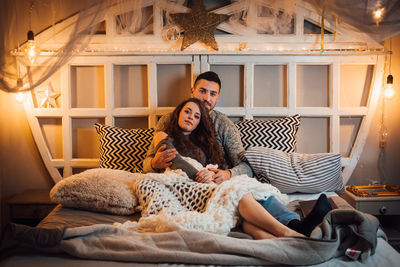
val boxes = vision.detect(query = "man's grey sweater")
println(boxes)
[142,109,253,177]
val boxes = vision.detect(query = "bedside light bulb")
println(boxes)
[384,84,394,99]
[384,74,395,99]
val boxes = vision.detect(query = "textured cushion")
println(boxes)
[244,147,345,194]
[95,123,154,173]
[50,168,142,215]
[235,114,300,153]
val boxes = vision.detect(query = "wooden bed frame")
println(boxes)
[15,1,386,186]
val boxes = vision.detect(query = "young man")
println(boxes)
[142,71,253,183]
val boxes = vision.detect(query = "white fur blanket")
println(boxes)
[115,169,289,235]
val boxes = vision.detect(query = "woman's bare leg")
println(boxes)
[242,221,276,240]
[238,193,304,238]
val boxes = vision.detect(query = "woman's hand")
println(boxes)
[195,169,215,184]
[209,168,231,184]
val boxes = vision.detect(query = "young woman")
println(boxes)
[143,98,331,239]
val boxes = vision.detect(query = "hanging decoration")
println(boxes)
[372,3,385,26]
[35,85,60,108]
[24,2,41,65]
[384,38,395,99]
[170,0,230,51]
[161,25,181,43]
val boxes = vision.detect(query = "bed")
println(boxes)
[1,191,399,266]
[1,116,400,266]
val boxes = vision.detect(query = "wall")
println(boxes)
[348,34,400,186]
[0,90,53,231]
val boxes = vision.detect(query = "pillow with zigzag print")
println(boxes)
[235,114,300,153]
[95,123,154,173]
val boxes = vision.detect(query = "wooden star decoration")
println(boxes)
[36,85,60,108]
[171,0,230,51]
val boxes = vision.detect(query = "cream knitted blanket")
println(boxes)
[115,169,289,235]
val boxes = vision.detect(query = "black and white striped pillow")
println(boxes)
[95,123,154,173]
[244,147,344,194]
[235,115,300,153]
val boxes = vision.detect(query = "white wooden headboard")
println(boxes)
[19,1,386,184]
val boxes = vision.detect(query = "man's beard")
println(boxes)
[203,101,213,111]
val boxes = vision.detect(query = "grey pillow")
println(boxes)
[50,168,141,215]
[244,147,345,194]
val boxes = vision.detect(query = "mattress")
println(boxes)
[36,192,343,231]
[2,193,399,267]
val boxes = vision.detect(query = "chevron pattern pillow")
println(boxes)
[95,123,154,173]
[235,114,300,153]
[244,147,345,194]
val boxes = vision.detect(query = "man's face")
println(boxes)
[190,79,220,112]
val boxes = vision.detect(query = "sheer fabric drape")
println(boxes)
[1,0,400,94]
[0,0,110,93]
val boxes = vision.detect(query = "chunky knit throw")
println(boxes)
[116,169,288,235]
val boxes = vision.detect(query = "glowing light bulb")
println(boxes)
[384,74,395,99]
[384,84,394,99]
[24,30,40,65]
[15,92,26,103]
[373,8,384,19]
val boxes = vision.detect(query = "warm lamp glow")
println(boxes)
[15,92,26,103]
[24,30,40,65]
[373,8,384,20]
[384,84,394,99]
[384,74,395,99]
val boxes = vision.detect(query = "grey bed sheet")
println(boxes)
[36,195,351,231]
[37,204,142,229]
[2,195,399,266]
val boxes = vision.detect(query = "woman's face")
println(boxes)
[178,101,201,135]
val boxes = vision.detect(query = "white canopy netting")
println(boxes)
[1,0,399,94]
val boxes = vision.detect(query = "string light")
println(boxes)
[373,8,384,20]
[372,3,385,26]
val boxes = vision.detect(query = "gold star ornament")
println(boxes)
[171,0,230,51]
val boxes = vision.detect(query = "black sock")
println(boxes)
[288,194,333,236]
[287,219,302,232]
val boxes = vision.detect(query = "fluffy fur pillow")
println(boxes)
[50,168,142,215]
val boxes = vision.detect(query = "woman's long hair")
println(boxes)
[166,98,225,167]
